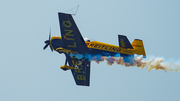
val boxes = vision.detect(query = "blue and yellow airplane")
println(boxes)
[43,12,146,86]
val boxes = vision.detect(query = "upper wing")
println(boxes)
[65,54,91,86]
[58,12,88,53]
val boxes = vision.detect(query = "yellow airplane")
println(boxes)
[43,12,146,86]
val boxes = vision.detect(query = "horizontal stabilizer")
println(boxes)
[118,35,133,49]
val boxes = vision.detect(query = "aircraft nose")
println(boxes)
[51,39,62,49]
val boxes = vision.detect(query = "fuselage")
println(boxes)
[50,36,135,57]
[43,12,146,86]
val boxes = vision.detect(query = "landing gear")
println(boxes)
[60,58,76,71]
[60,58,68,71]
[61,67,68,71]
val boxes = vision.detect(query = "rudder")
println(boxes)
[132,39,146,57]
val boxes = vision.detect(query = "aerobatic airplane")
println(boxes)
[43,12,146,86]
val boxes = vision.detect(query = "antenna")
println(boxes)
[66,5,79,15]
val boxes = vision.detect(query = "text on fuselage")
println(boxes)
[86,43,121,53]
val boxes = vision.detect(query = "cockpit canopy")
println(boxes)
[84,37,96,42]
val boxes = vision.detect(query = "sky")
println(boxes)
[0,0,180,101]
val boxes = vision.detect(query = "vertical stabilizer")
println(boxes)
[132,39,146,57]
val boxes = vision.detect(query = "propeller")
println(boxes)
[43,29,53,51]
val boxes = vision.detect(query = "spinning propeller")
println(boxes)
[43,29,53,51]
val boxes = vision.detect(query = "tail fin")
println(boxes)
[132,39,146,57]
[118,35,133,49]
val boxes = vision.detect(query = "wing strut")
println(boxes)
[66,5,79,15]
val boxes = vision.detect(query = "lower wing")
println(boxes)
[65,54,91,86]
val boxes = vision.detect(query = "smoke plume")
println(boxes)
[70,54,180,72]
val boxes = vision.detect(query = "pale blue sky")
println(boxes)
[1,0,180,101]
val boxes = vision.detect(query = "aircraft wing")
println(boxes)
[65,54,91,86]
[58,12,88,53]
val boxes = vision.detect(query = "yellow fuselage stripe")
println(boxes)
[85,41,134,55]
[50,36,134,55]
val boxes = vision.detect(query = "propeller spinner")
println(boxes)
[43,29,53,51]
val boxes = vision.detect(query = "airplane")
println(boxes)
[43,12,146,86]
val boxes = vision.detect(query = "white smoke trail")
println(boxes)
[134,56,180,72]
[70,53,180,72]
